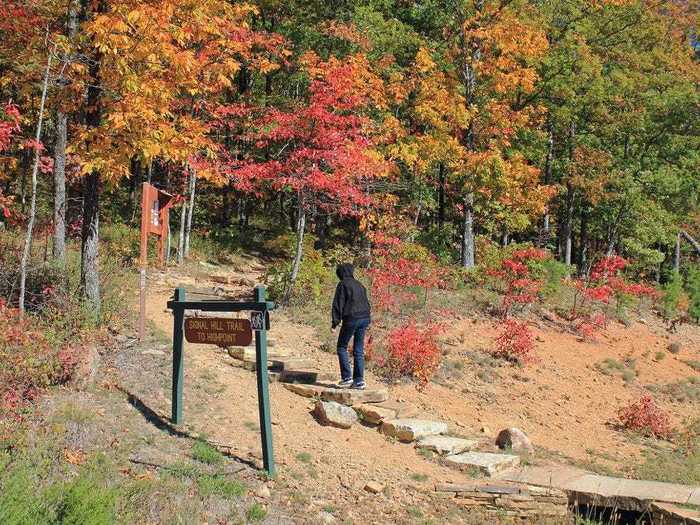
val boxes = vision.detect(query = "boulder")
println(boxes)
[415,435,478,456]
[355,404,397,425]
[495,428,534,455]
[313,400,358,429]
[321,388,388,406]
[380,419,448,442]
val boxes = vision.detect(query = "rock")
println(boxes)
[668,342,682,354]
[255,485,271,499]
[270,357,316,371]
[443,452,520,476]
[355,405,397,425]
[314,401,358,429]
[364,481,385,494]
[141,349,166,356]
[495,428,534,455]
[228,347,288,361]
[317,511,336,524]
[284,383,326,399]
[541,309,557,322]
[320,388,388,406]
[416,436,478,456]
[380,419,448,442]
[115,334,129,344]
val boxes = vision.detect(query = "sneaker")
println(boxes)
[352,381,366,390]
[337,379,353,389]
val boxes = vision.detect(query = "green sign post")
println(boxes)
[167,285,276,477]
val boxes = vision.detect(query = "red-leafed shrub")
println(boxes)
[571,256,658,338]
[381,320,442,388]
[488,247,548,318]
[617,395,672,439]
[492,318,536,364]
[368,233,448,313]
[0,300,81,438]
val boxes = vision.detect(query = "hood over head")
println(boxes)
[336,263,354,280]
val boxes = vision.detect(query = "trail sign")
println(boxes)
[250,311,270,331]
[185,317,252,346]
[167,285,276,477]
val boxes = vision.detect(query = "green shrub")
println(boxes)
[686,266,700,323]
[661,272,683,319]
[246,502,267,522]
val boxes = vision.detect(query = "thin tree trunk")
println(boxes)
[674,231,681,273]
[542,125,554,237]
[53,0,79,264]
[177,200,187,265]
[285,195,306,302]
[19,49,53,316]
[579,206,589,275]
[53,111,68,264]
[183,168,196,258]
[438,163,446,228]
[564,182,574,266]
[462,193,475,268]
[680,230,700,255]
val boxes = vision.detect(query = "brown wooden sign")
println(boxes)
[184,317,253,347]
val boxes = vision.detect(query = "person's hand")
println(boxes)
[331,322,338,331]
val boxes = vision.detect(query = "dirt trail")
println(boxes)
[130,256,700,521]
[137,260,466,523]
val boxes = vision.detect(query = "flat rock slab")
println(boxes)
[283,383,388,406]
[444,452,520,477]
[499,466,700,510]
[313,400,358,429]
[355,404,397,425]
[416,435,478,456]
[321,388,388,406]
[228,347,289,361]
[381,419,448,442]
[270,357,316,371]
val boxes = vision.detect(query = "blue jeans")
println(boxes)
[337,318,370,384]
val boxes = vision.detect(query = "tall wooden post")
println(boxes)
[254,285,275,477]
[171,287,186,424]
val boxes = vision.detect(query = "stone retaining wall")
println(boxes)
[436,481,569,521]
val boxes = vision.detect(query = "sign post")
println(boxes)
[167,285,276,477]
[139,183,180,341]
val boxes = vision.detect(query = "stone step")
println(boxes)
[435,481,568,519]
[380,419,448,443]
[269,357,316,371]
[499,465,700,511]
[651,502,700,525]
[278,369,335,384]
[416,435,479,456]
[443,452,520,477]
[283,383,388,406]
[355,404,398,425]
[228,347,289,361]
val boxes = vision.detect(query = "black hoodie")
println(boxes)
[331,263,371,327]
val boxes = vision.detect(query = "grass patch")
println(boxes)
[295,452,312,464]
[596,358,637,383]
[191,440,224,465]
[197,475,245,498]
[647,377,700,403]
[654,351,666,361]
[410,473,429,482]
[246,502,267,522]
[683,360,700,372]
[635,420,700,484]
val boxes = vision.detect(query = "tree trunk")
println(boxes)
[564,182,574,266]
[542,125,554,237]
[579,206,589,275]
[19,49,52,316]
[285,196,306,303]
[680,230,700,256]
[183,168,196,258]
[461,193,475,268]
[438,163,446,228]
[80,171,101,311]
[674,231,681,273]
[53,111,68,264]
[177,200,187,265]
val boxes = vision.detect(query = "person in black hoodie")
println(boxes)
[331,263,371,389]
